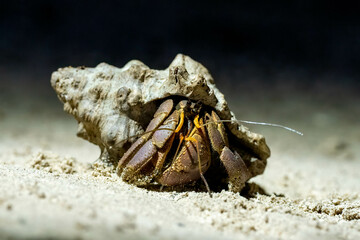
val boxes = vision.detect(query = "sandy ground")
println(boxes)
[0,69,359,240]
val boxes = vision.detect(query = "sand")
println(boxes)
[0,70,359,240]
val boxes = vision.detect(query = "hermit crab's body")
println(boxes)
[51,54,271,193]
[117,99,251,192]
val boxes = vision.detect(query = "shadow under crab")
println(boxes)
[51,54,271,193]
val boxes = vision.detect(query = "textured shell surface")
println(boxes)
[51,54,270,176]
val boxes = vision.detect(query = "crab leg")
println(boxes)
[121,109,180,181]
[191,115,212,195]
[149,105,186,176]
[185,135,212,196]
[157,116,211,188]
[220,147,251,192]
[119,101,188,184]
[117,99,174,174]
[205,111,251,192]
[122,134,176,184]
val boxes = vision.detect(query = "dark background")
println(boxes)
[1,0,359,88]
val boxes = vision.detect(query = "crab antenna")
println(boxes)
[218,120,303,136]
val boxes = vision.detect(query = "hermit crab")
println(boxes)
[117,98,251,193]
[51,54,271,194]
